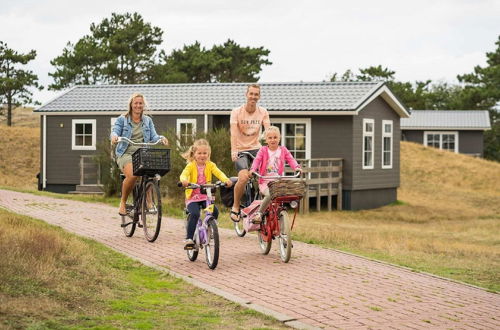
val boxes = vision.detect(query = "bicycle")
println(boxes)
[178,181,226,270]
[116,137,170,243]
[252,172,303,263]
[233,151,260,237]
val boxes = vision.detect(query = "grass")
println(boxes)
[1,123,499,291]
[0,209,287,329]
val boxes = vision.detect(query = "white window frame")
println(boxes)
[381,120,393,169]
[176,118,197,145]
[269,118,311,160]
[362,118,375,169]
[72,119,96,150]
[423,131,459,153]
[110,117,117,130]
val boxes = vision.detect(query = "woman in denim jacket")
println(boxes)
[111,93,168,216]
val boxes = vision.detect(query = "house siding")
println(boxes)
[344,188,397,210]
[459,131,484,156]
[401,130,423,143]
[401,129,484,157]
[311,116,354,189]
[352,97,400,190]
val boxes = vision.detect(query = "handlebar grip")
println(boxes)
[177,182,183,187]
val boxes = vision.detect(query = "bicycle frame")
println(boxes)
[115,137,166,242]
[179,181,225,269]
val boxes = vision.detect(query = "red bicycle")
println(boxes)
[252,172,304,263]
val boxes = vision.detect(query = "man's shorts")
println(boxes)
[234,149,259,172]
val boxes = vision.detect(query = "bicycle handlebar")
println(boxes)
[117,136,163,146]
[177,181,228,189]
[238,151,256,159]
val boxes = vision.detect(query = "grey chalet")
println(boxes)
[401,110,491,157]
[34,82,410,210]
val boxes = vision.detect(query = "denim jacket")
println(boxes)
[110,114,164,157]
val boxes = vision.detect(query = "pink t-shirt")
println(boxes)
[259,148,281,193]
[230,105,270,155]
[186,164,208,204]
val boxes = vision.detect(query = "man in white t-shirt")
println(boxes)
[229,84,270,222]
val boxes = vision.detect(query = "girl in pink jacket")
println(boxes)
[248,126,302,223]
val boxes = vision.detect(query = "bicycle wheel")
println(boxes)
[121,186,137,237]
[142,180,162,242]
[278,210,292,263]
[205,218,220,270]
[257,216,272,255]
[187,245,199,261]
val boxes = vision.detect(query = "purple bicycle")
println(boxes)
[178,181,227,270]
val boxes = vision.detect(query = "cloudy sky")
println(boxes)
[1,0,499,105]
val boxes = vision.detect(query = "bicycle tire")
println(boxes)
[258,215,272,255]
[142,180,162,242]
[233,214,246,237]
[278,210,292,263]
[122,185,137,237]
[205,218,220,270]
[187,244,199,261]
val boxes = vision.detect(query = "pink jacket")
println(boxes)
[250,146,301,184]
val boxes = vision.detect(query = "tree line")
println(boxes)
[0,12,498,160]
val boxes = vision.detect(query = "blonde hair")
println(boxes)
[182,139,211,162]
[264,125,281,139]
[246,84,261,93]
[125,93,148,118]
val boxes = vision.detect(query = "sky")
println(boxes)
[1,0,499,106]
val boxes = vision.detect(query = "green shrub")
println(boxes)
[94,140,121,197]
[160,127,235,209]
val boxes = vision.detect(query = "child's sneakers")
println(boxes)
[184,238,195,250]
[252,212,263,224]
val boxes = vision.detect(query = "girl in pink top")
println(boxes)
[248,126,302,223]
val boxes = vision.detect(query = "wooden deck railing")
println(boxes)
[287,158,343,213]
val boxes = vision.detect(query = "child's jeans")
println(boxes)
[186,201,219,239]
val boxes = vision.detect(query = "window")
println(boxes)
[72,119,96,150]
[381,120,393,169]
[270,119,311,160]
[176,119,197,145]
[362,119,374,169]
[424,131,458,153]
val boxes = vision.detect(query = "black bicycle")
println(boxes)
[233,151,260,237]
[117,137,170,242]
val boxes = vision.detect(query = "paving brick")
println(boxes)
[1,189,499,330]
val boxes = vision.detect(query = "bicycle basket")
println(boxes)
[132,148,171,176]
[268,179,306,200]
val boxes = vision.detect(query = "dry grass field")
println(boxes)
[289,142,500,290]
[0,106,39,127]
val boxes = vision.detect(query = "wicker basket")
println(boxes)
[268,179,306,200]
[132,148,171,176]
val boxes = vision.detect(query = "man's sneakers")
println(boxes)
[184,239,195,250]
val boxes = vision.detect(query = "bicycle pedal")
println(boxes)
[184,245,195,250]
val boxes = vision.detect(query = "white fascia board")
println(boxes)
[34,110,360,116]
[356,85,410,118]
[402,126,491,131]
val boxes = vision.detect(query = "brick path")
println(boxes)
[1,189,499,329]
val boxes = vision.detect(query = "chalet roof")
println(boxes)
[35,82,409,117]
[401,110,491,130]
